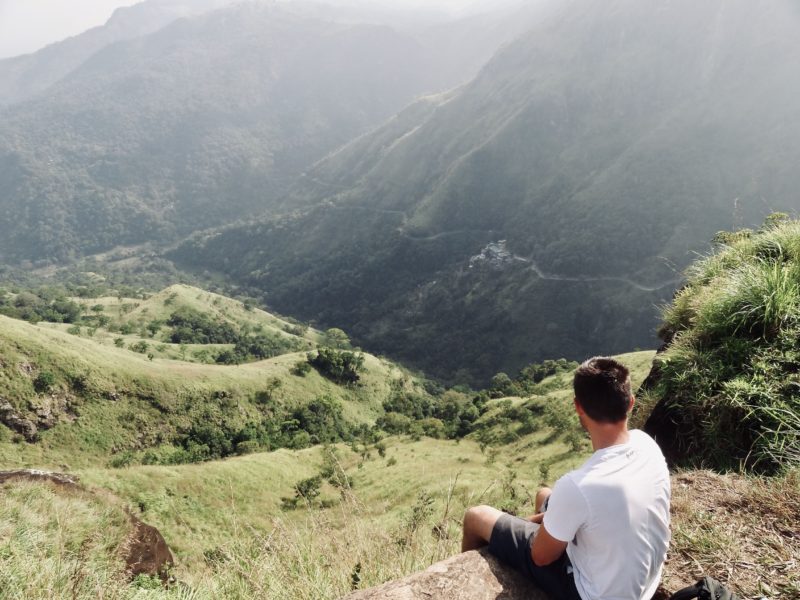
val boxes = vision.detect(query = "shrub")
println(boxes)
[291,360,312,377]
[308,348,365,384]
[235,440,260,455]
[130,340,149,354]
[33,371,56,393]
[109,452,135,468]
[168,307,239,344]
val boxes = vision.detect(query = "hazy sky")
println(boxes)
[0,0,140,58]
[0,0,507,59]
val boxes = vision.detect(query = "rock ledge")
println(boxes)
[342,548,550,600]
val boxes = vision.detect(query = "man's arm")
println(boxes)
[530,523,568,567]
[527,512,544,524]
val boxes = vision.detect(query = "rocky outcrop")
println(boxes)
[0,400,39,441]
[125,517,174,582]
[342,549,549,600]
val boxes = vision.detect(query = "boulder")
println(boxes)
[342,549,550,600]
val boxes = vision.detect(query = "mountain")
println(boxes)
[0,1,531,264]
[0,0,232,108]
[173,0,800,383]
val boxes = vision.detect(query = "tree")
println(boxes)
[308,348,364,384]
[324,327,351,349]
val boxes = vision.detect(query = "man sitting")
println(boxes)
[462,357,670,600]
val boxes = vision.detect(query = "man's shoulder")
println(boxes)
[630,429,668,460]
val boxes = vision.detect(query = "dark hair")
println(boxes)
[573,357,631,423]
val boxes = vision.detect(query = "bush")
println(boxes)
[168,307,239,344]
[109,452,135,468]
[33,371,56,393]
[235,440,260,455]
[376,412,413,434]
[130,340,149,354]
[308,348,365,384]
[291,360,312,377]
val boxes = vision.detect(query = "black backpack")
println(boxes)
[669,577,742,600]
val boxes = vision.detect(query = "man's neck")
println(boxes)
[588,421,630,451]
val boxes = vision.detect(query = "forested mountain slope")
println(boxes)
[0,1,531,264]
[174,0,800,383]
[0,0,232,107]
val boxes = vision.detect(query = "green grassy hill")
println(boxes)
[644,218,800,472]
[1,349,655,597]
[2,346,797,599]
[0,284,422,469]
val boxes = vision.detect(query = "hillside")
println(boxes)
[1,349,654,591]
[0,0,541,265]
[2,348,797,599]
[173,0,800,383]
[0,5,454,263]
[0,284,423,469]
[643,217,800,473]
[0,0,230,107]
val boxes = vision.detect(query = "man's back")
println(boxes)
[543,430,671,600]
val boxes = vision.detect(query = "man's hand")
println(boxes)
[528,512,544,524]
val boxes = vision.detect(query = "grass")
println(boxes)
[1,342,796,599]
[652,220,800,471]
[76,434,579,576]
[666,469,800,599]
[0,480,132,599]
[0,431,580,599]
[4,448,797,599]
[75,285,319,344]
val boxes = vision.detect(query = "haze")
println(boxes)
[0,0,520,59]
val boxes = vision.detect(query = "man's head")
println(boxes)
[573,357,632,424]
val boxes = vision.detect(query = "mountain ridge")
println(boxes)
[172,0,800,382]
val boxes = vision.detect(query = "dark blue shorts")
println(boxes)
[488,514,581,600]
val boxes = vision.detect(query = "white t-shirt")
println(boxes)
[542,430,671,600]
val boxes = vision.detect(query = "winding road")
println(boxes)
[513,255,682,292]
[316,195,683,293]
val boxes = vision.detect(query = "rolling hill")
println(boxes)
[0,284,426,469]
[3,345,797,599]
[173,0,800,383]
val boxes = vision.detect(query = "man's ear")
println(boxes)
[573,397,585,415]
[628,395,635,413]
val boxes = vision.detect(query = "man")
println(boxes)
[462,357,670,600]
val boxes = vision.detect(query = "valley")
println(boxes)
[1,1,799,598]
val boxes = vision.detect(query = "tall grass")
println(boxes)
[0,451,537,600]
[653,219,800,471]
